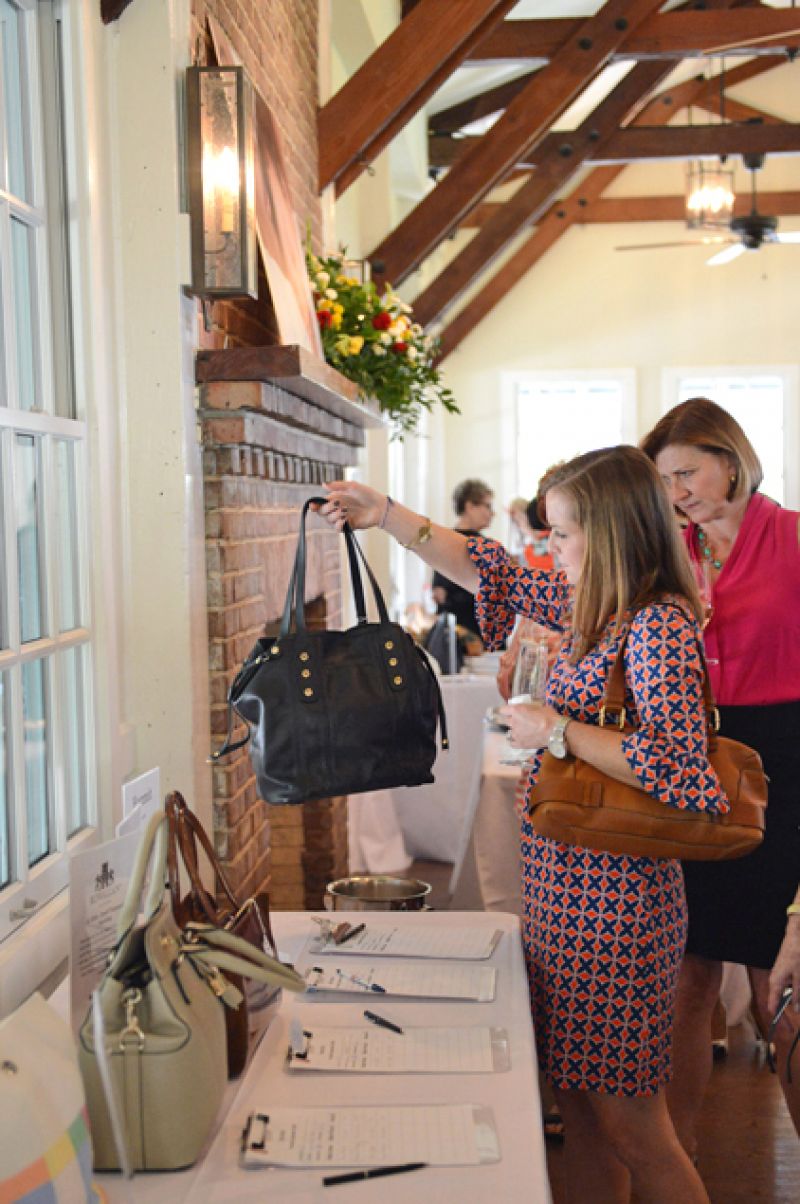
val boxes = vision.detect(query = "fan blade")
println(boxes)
[707,243,746,267]
[615,241,719,252]
[775,232,800,245]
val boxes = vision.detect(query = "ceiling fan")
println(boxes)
[616,154,800,266]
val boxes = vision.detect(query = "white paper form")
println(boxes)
[240,1104,500,1168]
[304,961,497,1001]
[308,923,503,960]
[286,1025,508,1074]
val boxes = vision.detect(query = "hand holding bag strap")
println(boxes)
[280,497,389,638]
[116,812,169,937]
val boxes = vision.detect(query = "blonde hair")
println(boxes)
[546,446,702,660]
[640,397,762,502]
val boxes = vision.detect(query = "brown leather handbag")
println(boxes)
[528,634,767,861]
[165,791,279,1076]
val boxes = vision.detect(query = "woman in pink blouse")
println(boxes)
[642,398,800,1150]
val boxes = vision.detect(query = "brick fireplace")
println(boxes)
[197,346,384,909]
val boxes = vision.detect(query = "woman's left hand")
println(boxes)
[768,916,800,1015]
[498,703,561,751]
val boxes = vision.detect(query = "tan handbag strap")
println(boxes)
[601,609,719,736]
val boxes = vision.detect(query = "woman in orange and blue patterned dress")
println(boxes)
[320,446,726,1204]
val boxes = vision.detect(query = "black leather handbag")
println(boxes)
[212,497,448,805]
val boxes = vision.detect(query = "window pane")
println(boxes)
[61,645,87,836]
[55,440,80,630]
[516,379,625,500]
[22,657,50,865]
[15,434,44,642]
[0,0,29,201]
[0,671,8,888]
[10,218,39,411]
[676,376,785,505]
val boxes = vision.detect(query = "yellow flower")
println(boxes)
[348,336,364,354]
[317,298,333,312]
[330,310,343,329]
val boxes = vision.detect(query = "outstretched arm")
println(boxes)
[318,480,480,594]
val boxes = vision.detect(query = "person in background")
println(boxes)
[431,477,494,637]
[641,397,800,1148]
[508,495,535,564]
[319,447,722,1204]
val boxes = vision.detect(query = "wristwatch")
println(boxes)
[401,518,433,549]
[548,716,571,759]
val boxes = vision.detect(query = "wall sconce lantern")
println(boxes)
[686,159,735,232]
[186,65,257,299]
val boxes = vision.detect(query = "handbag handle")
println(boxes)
[183,923,305,992]
[116,812,169,937]
[279,496,389,638]
[166,791,238,924]
[601,610,720,739]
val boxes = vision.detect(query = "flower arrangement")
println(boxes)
[306,248,459,435]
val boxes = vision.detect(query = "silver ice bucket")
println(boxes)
[324,875,432,911]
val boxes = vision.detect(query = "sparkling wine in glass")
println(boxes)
[692,557,714,629]
[503,638,549,764]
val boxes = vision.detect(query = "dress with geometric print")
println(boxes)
[468,538,727,1097]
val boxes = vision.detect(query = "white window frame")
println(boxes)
[661,365,800,510]
[503,368,637,502]
[0,0,96,959]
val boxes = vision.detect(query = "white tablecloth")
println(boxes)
[192,911,550,1203]
[471,729,525,917]
[348,676,502,872]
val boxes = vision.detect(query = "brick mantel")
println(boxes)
[199,345,385,910]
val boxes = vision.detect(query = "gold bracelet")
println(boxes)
[787,903,800,918]
[401,518,432,549]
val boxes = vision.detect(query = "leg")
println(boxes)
[591,1090,710,1204]
[666,953,724,1156]
[553,1088,629,1204]
[748,966,800,1136]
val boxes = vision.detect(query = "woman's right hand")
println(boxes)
[315,480,387,532]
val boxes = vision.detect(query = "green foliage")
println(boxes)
[307,249,459,436]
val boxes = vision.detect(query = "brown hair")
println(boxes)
[640,397,763,502]
[452,478,492,515]
[545,445,702,660]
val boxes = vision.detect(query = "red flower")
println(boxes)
[372,311,392,330]
[317,309,332,329]
[391,341,407,354]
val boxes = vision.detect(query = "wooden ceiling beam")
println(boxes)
[318,0,518,195]
[696,95,783,126]
[469,10,800,64]
[464,192,800,228]
[596,122,800,163]
[436,55,782,358]
[369,0,669,288]
[413,58,676,328]
[429,70,540,136]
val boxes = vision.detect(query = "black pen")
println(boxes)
[323,1162,427,1186]
[336,922,366,945]
[364,1009,404,1035]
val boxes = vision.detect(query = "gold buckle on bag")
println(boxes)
[599,706,626,730]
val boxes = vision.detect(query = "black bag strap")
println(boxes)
[280,496,390,638]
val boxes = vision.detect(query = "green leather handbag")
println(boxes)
[78,812,305,1171]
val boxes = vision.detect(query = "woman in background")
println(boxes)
[641,398,800,1148]
[320,446,724,1203]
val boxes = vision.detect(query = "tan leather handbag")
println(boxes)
[166,790,279,1077]
[79,813,305,1171]
[528,633,767,861]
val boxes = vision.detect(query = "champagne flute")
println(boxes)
[502,638,548,764]
[692,557,714,629]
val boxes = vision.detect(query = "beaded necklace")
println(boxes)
[697,527,723,571]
